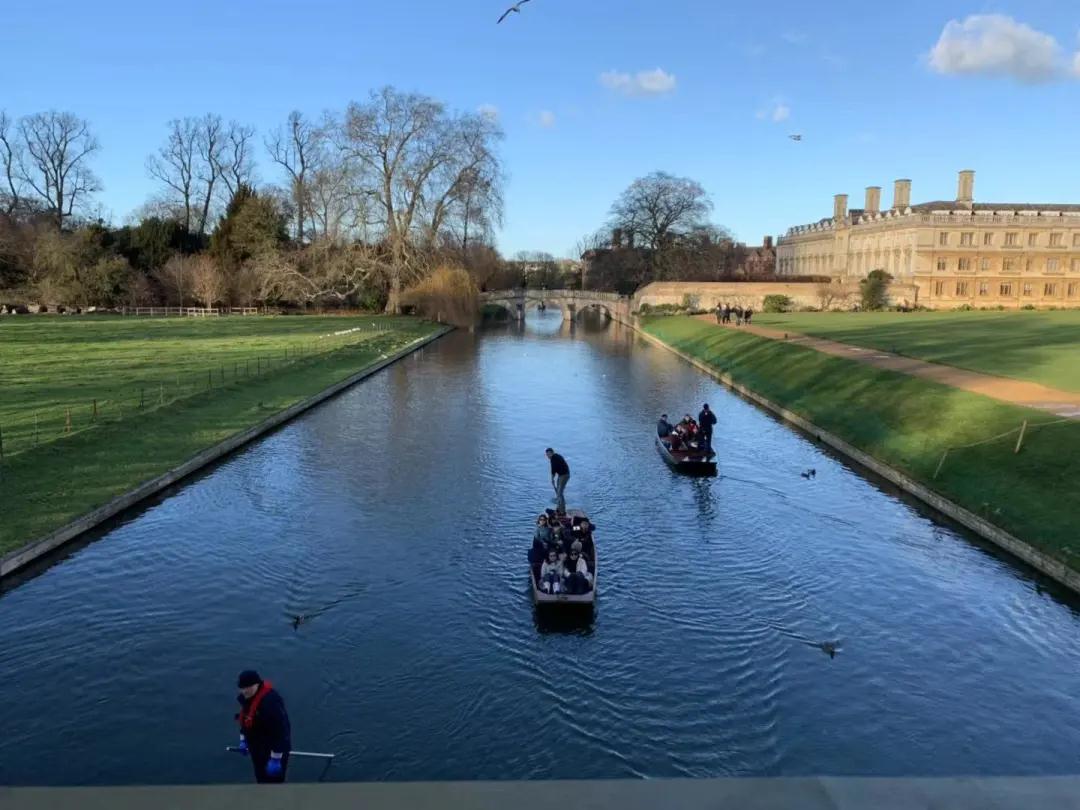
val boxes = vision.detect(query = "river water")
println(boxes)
[3,311,1080,786]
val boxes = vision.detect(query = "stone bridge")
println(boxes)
[479,289,632,324]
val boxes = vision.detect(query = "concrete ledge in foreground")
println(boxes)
[4,777,1080,810]
[0,325,453,580]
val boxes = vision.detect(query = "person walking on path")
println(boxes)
[698,404,718,451]
[235,670,292,784]
[546,448,570,513]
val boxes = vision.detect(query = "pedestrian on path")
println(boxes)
[546,448,570,514]
[235,670,292,784]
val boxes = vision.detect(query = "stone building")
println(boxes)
[776,171,1080,308]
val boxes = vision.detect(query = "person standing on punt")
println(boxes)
[546,448,570,514]
[235,670,292,784]
[698,404,718,451]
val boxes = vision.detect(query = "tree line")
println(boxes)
[0,88,510,312]
[578,171,771,295]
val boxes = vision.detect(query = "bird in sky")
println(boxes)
[498,0,532,24]
[788,134,803,142]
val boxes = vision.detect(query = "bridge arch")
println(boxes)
[479,289,629,325]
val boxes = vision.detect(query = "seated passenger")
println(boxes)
[668,431,685,451]
[573,519,596,562]
[534,514,553,546]
[540,550,564,593]
[563,550,592,594]
[657,413,673,437]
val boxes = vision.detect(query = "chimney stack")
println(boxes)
[893,179,912,211]
[865,186,881,214]
[763,235,774,250]
[957,170,975,207]
[833,194,848,222]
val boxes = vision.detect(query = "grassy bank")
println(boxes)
[642,316,1080,568]
[755,310,1080,392]
[0,316,440,555]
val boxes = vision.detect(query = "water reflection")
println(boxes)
[2,311,1080,786]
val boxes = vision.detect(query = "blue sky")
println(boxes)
[3,0,1078,256]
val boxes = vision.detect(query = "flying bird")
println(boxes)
[788,134,803,142]
[800,468,817,479]
[498,0,532,23]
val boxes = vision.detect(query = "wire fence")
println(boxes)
[0,321,405,465]
[931,415,1077,479]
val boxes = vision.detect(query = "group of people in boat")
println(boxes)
[657,404,717,453]
[715,304,753,326]
[529,510,596,595]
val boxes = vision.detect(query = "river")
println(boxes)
[2,311,1080,786]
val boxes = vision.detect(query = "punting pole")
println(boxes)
[226,746,335,760]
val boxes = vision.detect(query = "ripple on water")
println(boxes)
[4,318,1080,785]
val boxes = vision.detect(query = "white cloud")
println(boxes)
[781,31,807,46]
[538,110,556,128]
[756,100,790,123]
[477,104,499,122]
[599,68,677,97]
[928,14,1073,83]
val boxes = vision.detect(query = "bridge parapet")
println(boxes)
[479,289,632,324]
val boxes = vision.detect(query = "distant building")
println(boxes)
[740,236,776,277]
[776,171,1080,308]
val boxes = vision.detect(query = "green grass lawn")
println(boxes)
[755,310,1080,393]
[643,316,1080,569]
[0,315,441,555]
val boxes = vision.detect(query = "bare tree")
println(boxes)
[338,87,504,312]
[256,240,390,304]
[191,254,226,307]
[147,118,199,233]
[147,114,233,236]
[609,171,712,251]
[16,111,101,228]
[157,254,193,306]
[1,110,23,215]
[220,122,257,201]
[267,111,321,243]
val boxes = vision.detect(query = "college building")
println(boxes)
[776,171,1080,308]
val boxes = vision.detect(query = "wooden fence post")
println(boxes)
[933,449,949,479]
[66,408,72,434]
[1014,421,1028,454]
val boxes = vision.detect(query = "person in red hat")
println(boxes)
[235,670,292,783]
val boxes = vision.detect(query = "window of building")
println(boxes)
[939,232,949,246]
[1003,258,1016,272]
[955,281,970,296]
[1028,232,1039,247]
[960,232,974,246]
[978,282,989,296]
[979,258,991,272]
[1047,258,1060,272]
[983,232,993,246]
[1073,234,1080,247]
[1072,259,1080,273]
[1025,260,1033,273]
[1049,233,1063,247]
[1005,232,1018,246]
[958,258,971,271]
[1000,282,1014,297]
[1023,283,1034,297]
[1069,283,1078,298]
[934,281,945,297]
[1045,283,1058,297]
[936,258,946,272]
